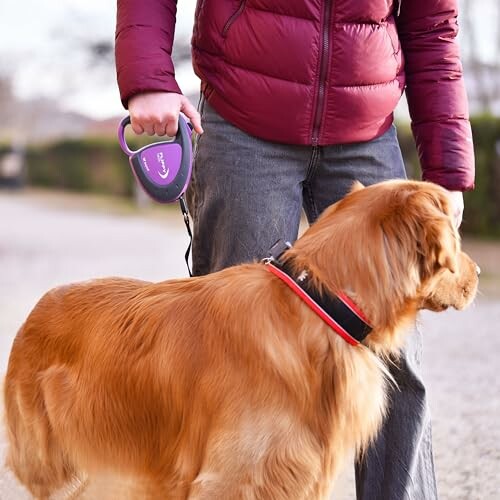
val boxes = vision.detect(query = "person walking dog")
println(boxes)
[115,1,474,498]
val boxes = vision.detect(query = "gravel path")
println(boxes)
[0,189,498,499]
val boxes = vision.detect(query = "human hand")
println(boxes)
[446,190,464,228]
[128,91,203,137]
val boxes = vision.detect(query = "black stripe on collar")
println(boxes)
[264,240,372,345]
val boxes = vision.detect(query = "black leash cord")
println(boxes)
[179,196,193,277]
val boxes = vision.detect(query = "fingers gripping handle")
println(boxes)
[118,115,193,157]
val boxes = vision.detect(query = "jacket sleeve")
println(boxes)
[397,0,475,191]
[115,0,181,109]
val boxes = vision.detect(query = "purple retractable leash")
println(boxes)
[118,115,194,275]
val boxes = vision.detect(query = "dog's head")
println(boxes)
[289,180,479,353]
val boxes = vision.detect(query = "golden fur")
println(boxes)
[4,180,478,499]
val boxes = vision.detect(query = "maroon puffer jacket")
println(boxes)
[115,0,474,191]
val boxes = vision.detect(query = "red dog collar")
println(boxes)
[264,241,372,346]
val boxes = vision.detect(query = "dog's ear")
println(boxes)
[349,181,365,194]
[406,188,459,279]
[378,185,459,290]
[418,212,458,277]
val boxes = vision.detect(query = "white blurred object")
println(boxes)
[447,190,465,228]
[0,143,25,185]
[0,152,23,177]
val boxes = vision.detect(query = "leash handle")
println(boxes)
[117,116,135,156]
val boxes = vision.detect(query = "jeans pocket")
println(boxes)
[197,91,206,116]
[188,92,207,217]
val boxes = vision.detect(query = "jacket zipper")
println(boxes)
[311,1,333,146]
[222,0,247,37]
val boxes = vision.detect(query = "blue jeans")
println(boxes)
[188,97,438,500]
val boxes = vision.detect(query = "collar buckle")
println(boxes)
[262,239,292,264]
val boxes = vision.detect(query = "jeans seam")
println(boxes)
[302,146,321,221]
[303,183,319,222]
[305,145,320,182]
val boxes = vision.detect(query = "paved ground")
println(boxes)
[0,189,499,499]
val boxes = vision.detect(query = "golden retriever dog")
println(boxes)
[4,180,478,499]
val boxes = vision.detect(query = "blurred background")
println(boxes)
[0,0,499,234]
[0,1,499,499]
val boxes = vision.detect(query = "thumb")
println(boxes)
[180,96,204,134]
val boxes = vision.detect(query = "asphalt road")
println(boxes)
[0,189,499,500]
